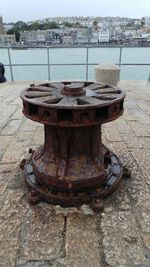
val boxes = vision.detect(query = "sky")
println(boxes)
[1,0,150,23]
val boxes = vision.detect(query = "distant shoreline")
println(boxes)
[0,44,150,49]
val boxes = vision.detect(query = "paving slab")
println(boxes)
[65,212,101,267]
[101,211,147,266]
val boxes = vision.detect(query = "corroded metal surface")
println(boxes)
[20,81,126,210]
[21,81,125,126]
[23,148,123,207]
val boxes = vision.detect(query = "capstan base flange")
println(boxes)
[23,148,123,210]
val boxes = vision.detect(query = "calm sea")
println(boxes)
[0,47,150,81]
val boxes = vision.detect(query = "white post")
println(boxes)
[95,63,120,86]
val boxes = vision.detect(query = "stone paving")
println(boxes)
[0,80,150,267]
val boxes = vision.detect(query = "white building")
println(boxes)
[91,31,99,43]
[145,16,150,28]
[0,34,16,46]
[36,31,46,44]
[4,24,14,32]
[20,31,37,45]
[62,35,73,45]
[77,28,89,44]
[99,29,110,43]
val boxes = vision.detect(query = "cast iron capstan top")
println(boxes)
[21,81,125,126]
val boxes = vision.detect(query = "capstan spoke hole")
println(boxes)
[120,100,124,111]
[96,107,108,120]
[58,109,73,121]
[28,103,38,116]
[77,98,90,105]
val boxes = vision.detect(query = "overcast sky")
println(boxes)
[1,0,150,23]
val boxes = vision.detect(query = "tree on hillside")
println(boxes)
[63,22,73,28]
[93,21,98,30]
[14,21,29,31]
[7,21,29,42]
[7,29,20,42]
[140,20,145,27]
[31,22,40,31]
[6,20,60,42]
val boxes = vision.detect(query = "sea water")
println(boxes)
[0,47,150,81]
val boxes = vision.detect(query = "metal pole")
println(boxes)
[119,47,122,67]
[7,47,14,81]
[47,47,51,80]
[86,47,89,81]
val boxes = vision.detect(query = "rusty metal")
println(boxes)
[20,81,126,210]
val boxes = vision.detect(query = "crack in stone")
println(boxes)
[96,213,109,267]
[60,215,67,259]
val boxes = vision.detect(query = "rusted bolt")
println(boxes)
[28,191,42,205]
[20,159,26,170]
[122,166,131,179]
[90,198,104,212]
[29,148,34,154]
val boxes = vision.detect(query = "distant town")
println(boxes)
[0,15,150,47]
